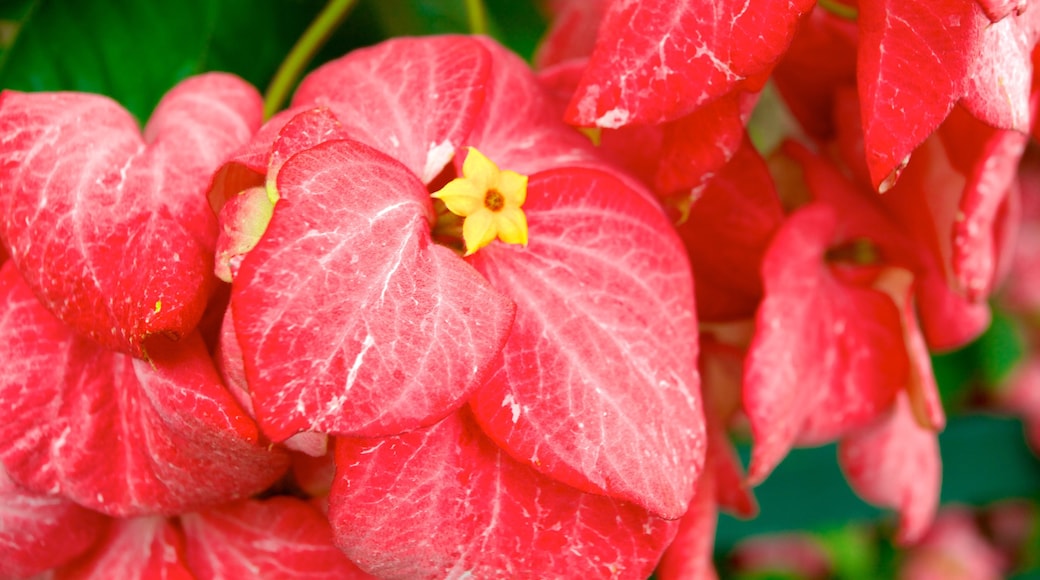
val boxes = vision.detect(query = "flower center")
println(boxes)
[484,189,505,212]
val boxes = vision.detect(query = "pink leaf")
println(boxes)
[232,139,514,441]
[329,410,678,579]
[468,38,607,177]
[772,6,858,140]
[468,167,703,518]
[857,0,978,190]
[534,0,610,68]
[182,497,372,579]
[656,464,719,580]
[961,7,1040,133]
[939,110,1029,301]
[0,263,289,516]
[857,0,1039,190]
[839,394,941,545]
[744,204,907,485]
[0,74,261,355]
[654,91,755,195]
[565,0,813,127]
[292,36,489,183]
[56,517,193,580]
[0,465,108,579]
[900,508,1006,579]
[678,139,784,322]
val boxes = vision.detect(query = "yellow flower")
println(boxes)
[431,147,529,256]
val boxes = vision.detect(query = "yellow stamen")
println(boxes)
[431,147,529,256]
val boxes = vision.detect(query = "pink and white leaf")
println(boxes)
[744,204,907,485]
[565,0,813,127]
[55,516,192,580]
[292,36,489,183]
[0,263,289,517]
[839,393,941,545]
[329,410,678,579]
[233,139,514,441]
[0,74,261,355]
[468,167,703,519]
[0,465,108,579]
[181,497,373,579]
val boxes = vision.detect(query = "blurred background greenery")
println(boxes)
[4,1,1039,577]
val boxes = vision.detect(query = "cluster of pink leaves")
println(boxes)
[0,35,702,578]
[2,0,1040,576]
[536,0,1040,576]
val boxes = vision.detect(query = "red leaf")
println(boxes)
[744,204,907,485]
[0,263,289,516]
[468,167,703,519]
[938,110,1029,301]
[678,139,784,322]
[292,37,489,183]
[961,6,1040,133]
[56,517,193,580]
[857,0,978,190]
[857,0,1039,190]
[0,74,261,355]
[536,0,609,68]
[839,394,941,545]
[182,497,372,579]
[772,6,858,139]
[233,139,514,441]
[655,463,719,580]
[329,410,678,579]
[654,91,755,195]
[0,465,108,579]
[565,0,813,127]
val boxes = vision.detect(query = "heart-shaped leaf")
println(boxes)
[565,0,813,127]
[329,410,678,579]
[0,263,289,516]
[0,465,108,578]
[56,516,193,578]
[233,139,515,441]
[468,167,703,519]
[292,36,489,184]
[0,73,262,355]
[744,204,907,485]
[182,497,372,578]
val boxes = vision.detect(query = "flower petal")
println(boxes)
[462,208,498,256]
[493,206,528,246]
[431,177,484,217]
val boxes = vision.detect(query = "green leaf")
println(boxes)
[360,0,547,61]
[0,0,383,122]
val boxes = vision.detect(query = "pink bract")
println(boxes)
[0,262,289,517]
[0,74,261,356]
[218,36,704,519]
[329,410,678,578]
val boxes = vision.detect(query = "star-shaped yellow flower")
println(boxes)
[431,147,529,256]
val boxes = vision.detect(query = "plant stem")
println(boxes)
[465,0,488,35]
[817,0,858,19]
[263,0,357,119]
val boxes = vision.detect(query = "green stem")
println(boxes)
[465,0,488,35]
[817,0,858,19]
[263,0,357,119]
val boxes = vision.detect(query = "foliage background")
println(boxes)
[3,0,1039,577]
